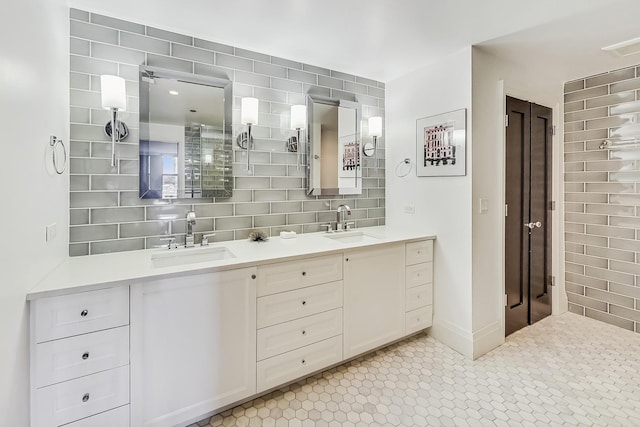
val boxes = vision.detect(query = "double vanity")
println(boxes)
[28,227,435,427]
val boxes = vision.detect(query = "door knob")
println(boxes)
[524,221,542,229]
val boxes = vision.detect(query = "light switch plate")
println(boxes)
[479,198,489,214]
[46,223,57,242]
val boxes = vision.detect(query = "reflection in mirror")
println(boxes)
[307,96,362,196]
[139,66,233,199]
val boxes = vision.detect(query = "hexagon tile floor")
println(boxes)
[191,313,640,427]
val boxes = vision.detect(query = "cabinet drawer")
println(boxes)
[35,326,129,388]
[34,365,129,427]
[34,287,129,343]
[405,306,433,334]
[405,263,432,288]
[257,254,343,297]
[257,308,342,361]
[257,281,343,328]
[64,405,129,427]
[405,284,433,312]
[257,335,342,393]
[405,240,433,265]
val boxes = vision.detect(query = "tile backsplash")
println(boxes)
[68,9,385,256]
[563,64,640,333]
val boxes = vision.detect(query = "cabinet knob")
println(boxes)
[302,330,307,335]
[80,309,88,317]
[301,359,306,365]
[302,300,307,306]
[302,271,306,276]
[345,258,349,262]
[82,352,90,360]
[82,393,90,403]
[417,250,421,254]
[251,274,256,280]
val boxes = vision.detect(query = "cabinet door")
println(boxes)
[130,268,257,427]
[343,244,405,359]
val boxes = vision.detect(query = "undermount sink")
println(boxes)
[151,246,236,268]
[323,231,381,244]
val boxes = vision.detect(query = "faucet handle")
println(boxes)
[160,236,177,250]
[344,221,355,231]
[186,211,196,223]
[201,233,216,246]
[320,223,333,233]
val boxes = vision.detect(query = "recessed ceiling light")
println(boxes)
[602,36,640,57]
[169,90,179,96]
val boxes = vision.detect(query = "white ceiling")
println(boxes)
[70,0,640,82]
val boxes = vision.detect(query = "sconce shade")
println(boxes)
[100,75,126,111]
[290,105,307,129]
[241,97,259,125]
[368,116,383,138]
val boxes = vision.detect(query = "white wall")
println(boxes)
[471,47,566,358]
[386,48,474,358]
[0,1,69,424]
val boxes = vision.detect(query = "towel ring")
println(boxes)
[50,136,67,175]
[395,158,412,177]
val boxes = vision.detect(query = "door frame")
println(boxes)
[498,80,565,338]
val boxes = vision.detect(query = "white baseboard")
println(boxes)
[430,317,473,359]
[472,320,503,360]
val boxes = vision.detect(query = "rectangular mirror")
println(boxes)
[306,95,362,196]
[139,66,233,199]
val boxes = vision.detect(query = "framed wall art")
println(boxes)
[416,108,466,177]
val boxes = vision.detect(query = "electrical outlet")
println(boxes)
[46,223,57,242]
[404,204,415,214]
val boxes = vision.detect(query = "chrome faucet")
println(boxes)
[185,211,196,247]
[336,204,351,231]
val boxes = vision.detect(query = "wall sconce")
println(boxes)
[100,75,128,167]
[288,105,307,170]
[363,116,382,158]
[236,97,258,171]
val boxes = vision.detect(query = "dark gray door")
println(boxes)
[505,96,552,336]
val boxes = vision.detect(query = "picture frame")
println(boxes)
[416,108,466,177]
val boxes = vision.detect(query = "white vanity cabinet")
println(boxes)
[29,231,435,427]
[129,268,257,427]
[343,244,406,359]
[30,286,130,427]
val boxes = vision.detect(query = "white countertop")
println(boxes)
[27,226,435,300]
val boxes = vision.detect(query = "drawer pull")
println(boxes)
[251,274,257,280]
[302,271,307,276]
[417,250,421,254]
[302,330,307,335]
[301,359,306,365]
[82,393,90,403]
[301,300,307,306]
[80,309,89,317]
[81,352,90,360]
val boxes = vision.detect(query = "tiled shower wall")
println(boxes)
[563,64,640,333]
[68,9,386,256]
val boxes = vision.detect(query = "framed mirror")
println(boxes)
[139,66,233,199]
[306,95,362,196]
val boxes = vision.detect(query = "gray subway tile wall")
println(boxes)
[68,9,385,256]
[564,64,640,333]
